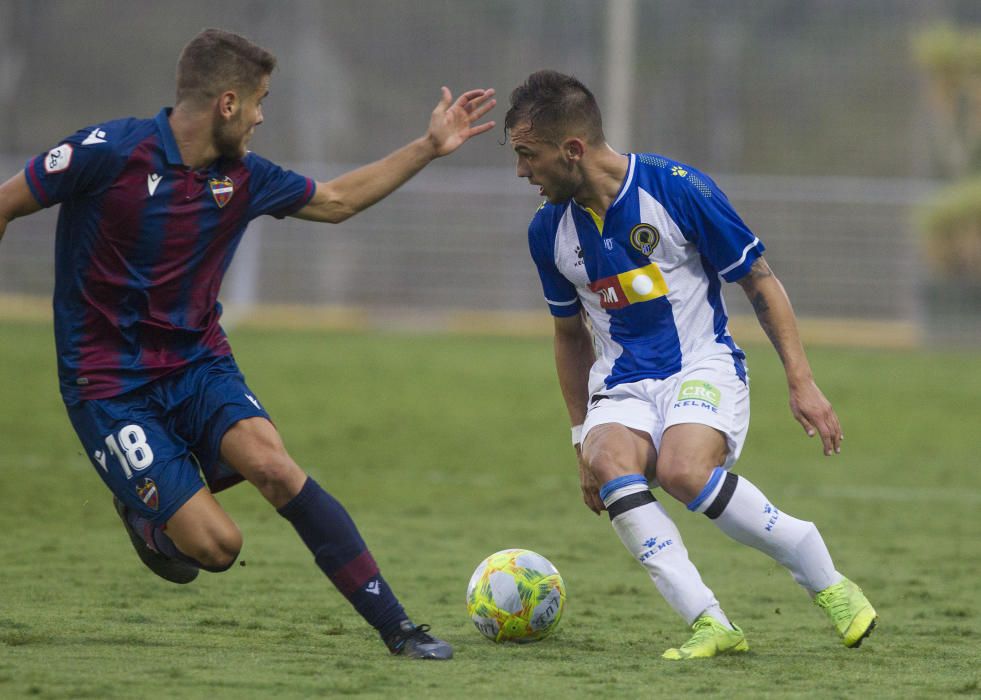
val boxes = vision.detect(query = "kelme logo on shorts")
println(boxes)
[678,380,721,407]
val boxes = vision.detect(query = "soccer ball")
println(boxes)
[466,548,566,643]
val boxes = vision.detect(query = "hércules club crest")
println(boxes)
[209,176,235,208]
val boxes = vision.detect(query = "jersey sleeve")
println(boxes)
[528,211,581,317]
[23,128,121,208]
[244,153,316,220]
[671,170,765,282]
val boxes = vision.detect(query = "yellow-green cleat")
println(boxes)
[814,576,878,648]
[662,615,749,660]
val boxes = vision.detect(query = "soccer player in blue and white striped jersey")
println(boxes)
[507,70,877,659]
[0,28,496,660]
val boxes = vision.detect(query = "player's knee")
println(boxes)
[184,524,243,572]
[584,447,631,485]
[653,456,713,502]
[196,538,242,573]
[198,549,239,573]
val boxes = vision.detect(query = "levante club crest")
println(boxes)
[136,477,159,511]
[209,176,235,208]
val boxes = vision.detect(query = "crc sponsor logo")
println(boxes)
[677,380,721,407]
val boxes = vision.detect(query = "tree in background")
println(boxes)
[914,25,981,335]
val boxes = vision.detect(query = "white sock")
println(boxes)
[689,468,842,594]
[602,475,726,625]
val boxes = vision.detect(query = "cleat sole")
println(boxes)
[847,615,877,649]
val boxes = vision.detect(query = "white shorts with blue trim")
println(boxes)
[581,353,750,472]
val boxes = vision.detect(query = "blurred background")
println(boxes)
[1,0,979,346]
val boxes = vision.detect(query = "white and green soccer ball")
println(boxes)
[466,548,566,643]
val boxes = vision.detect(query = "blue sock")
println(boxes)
[277,477,406,638]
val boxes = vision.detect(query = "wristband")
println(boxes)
[571,424,583,446]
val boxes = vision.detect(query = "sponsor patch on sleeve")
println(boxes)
[44,144,73,173]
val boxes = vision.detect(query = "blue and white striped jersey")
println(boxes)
[528,153,764,393]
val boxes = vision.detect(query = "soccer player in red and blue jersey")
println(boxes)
[0,28,496,660]
[507,70,877,659]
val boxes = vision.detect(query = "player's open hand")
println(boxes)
[789,379,843,456]
[426,87,496,157]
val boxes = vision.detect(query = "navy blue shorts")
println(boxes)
[66,355,270,524]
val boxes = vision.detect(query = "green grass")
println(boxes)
[0,319,978,698]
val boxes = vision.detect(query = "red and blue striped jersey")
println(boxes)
[24,108,316,403]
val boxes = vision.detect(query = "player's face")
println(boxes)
[214,76,269,159]
[510,122,582,204]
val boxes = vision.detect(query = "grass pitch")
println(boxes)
[0,319,978,698]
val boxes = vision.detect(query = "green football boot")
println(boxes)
[814,576,877,648]
[662,615,749,660]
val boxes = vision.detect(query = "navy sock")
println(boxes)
[277,477,406,638]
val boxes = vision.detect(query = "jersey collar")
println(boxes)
[154,107,186,167]
[571,153,636,225]
[609,153,635,210]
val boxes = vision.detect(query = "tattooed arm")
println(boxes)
[737,257,843,456]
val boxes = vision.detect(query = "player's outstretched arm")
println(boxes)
[0,172,42,245]
[736,256,843,456]
[293,87,496,224]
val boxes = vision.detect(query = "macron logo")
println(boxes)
[365,581,381,596]
[82,128,107,145]
[147,173,162,196]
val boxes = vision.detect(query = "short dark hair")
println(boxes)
[175,28,277,105]
[505,70,604,145]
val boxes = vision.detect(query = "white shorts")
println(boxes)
[581,354,750,471]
